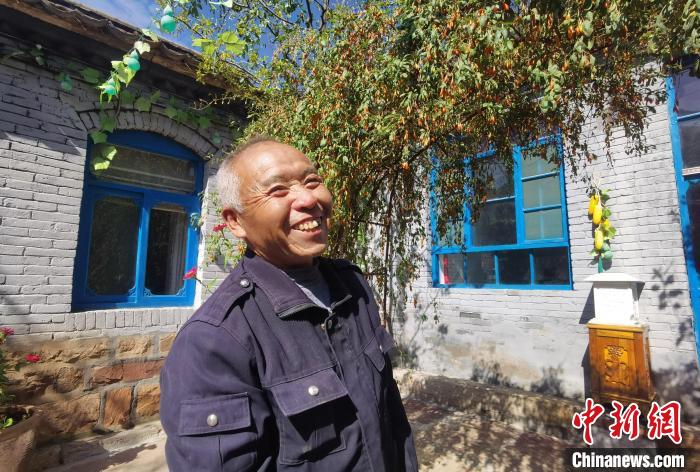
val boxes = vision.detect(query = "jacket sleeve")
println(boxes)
[160,320,275,471]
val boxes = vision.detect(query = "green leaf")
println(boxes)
[134,41,151,55]
[210,0,234,7]
[90,131,107,144]
[135,96,152,112]
[198,116,212,130]
[212,132,222,144]
[149,90,161,103]
[99,114,116,133]
[164,106,178,119]
[141,28,159,42]
[92,144,118,171]
[81,67,101,84]
[192,38,213,48]
[120,90,135,105]
[57,72,72,92]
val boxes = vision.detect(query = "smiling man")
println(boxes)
[160,137,418,471]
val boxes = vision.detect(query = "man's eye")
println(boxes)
[305,177,323,188]
[269,187,289,196]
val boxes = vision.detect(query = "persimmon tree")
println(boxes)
[146,0,700,330]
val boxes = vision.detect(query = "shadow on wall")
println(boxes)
[653,361,700,424]
[650,265,684,311]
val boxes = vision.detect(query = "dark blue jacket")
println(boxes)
[160,251,418,471]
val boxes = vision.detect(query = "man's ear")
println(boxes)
[222,208,247,240]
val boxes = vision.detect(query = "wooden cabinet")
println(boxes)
[588,323,655,409]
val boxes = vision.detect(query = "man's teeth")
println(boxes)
[296,220,320,231]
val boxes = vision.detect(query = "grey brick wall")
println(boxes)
[0,35,236,338]
[397,100,700,421]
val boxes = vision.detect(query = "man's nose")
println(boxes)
[292,187,320,211]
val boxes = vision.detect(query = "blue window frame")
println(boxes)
[73,131,203,310]
[667,70,700,360]
[430,136,572,289]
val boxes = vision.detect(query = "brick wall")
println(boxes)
[0,33,238,436]
[396,99,700,422]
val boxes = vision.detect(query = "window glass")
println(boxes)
[679,119,700,170]
[676,70,700,117]
[523,175,561,208]
[534,248,570,285]
[92,145,196,194]
[472,200,516,246]
[498,251,530,284]
[436,220,461,247]
[525,208,563,240]
[522,144,558,177]
[438,253,465,285]
[485,161,514,199]
[87,196,140,295]
[145,204,188,295]
[466,252,496,286]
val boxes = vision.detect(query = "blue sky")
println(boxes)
[76,0,189,46]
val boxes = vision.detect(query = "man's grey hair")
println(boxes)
[216,135,282,213]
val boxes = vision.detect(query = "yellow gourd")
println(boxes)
[592,202,603,225]
[588,194,599,216]
[594,228,604,251]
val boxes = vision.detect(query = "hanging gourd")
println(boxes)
[103,78,117,97]
[588,186,616,272]
[160,5,176,33]
[125,50,140,71]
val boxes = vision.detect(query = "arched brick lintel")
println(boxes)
[77,109,220,160]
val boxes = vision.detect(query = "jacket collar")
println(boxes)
[240,249,352,318]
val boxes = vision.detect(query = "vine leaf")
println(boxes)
[164,106,178,119]
[99,114,116,133]
[134,41,151,55]
[92,144,117,171]
[141,28,159,42]
[135,96,152,112]
[80,67,101,84]
[89,131,107,144]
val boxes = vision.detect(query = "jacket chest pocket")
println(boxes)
[363,325,396,403]
[269,367,349,465]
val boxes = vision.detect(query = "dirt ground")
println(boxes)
[45,398,580,472]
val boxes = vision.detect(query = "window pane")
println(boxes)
[472,200,516,246]
[534,248,570,285]
[525,208,563,240]
[87,196,140,295]
[523,175,561,208]
[676,69,700,117]
[679,118,700,170]
[436,220,461,247]
[466,252,495,286]
[686,183,700,272]
[145,204,189,295]
[92,145,196,194]
[437,253,465,285]
[498,251,530,285]
[474,160,513,199]
[522,144,559,178]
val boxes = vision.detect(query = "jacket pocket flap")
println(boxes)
[270,368,348,417]
[375,325,396,355]
[364,335,385,371]
[178,393,251,436]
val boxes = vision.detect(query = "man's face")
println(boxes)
[223,142,333,268]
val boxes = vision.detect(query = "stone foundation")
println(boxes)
[5,332,174,439]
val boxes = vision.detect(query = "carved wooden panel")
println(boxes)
[588,324,655,408]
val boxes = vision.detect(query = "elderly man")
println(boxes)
[160,137,418,471]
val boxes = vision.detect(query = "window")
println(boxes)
[431,137,572,289]
[73,131,203,309]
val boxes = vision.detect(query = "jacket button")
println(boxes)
[207,414,218,427]
[308,385,319,396]
[239,278,250,288]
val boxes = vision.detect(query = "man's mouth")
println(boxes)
[292,218,323,232]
